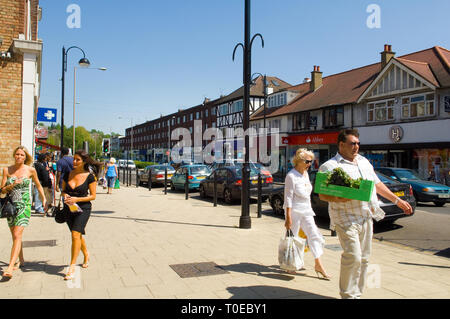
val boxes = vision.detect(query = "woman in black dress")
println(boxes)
[61,150,101,280]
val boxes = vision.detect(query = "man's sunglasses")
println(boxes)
[348,142,361,146]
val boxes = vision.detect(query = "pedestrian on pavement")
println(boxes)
[61,150,101,280]
[283,148,331,280]
[34,153,53,216]
[104,157,118,194]
[318,129,413,299]
[56,147,73,193]
[1,146,47,279]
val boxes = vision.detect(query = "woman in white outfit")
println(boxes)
[284,148,331,280]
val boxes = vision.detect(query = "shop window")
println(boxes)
[323,106,344,128]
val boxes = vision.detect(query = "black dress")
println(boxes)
[63,173,96,235]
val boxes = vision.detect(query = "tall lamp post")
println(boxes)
[232,0,264,229]
[72,66,107,153]
[251,73,268,129]
[167,115,175,164]
[60,46,90,151]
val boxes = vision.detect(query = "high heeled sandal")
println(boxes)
[82,255,90,269]
[315,268,331,281]
[13,261,25,270]
[64,267,76,280]
[2,269,13,279]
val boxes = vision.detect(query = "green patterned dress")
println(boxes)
[5,177,32,227]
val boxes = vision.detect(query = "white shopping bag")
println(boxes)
[278,229,305,271]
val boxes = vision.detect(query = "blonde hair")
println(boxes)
[109,157,116,164]
[13,146,33,166]
[292,148,314,167]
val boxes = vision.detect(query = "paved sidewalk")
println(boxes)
[0,184,449,299]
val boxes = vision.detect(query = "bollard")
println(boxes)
[136,167,139,188]
[148,169,152,191]
[257,173,262,218]
[126,167,129,187]
[185,170,189,200]
[164,166,167,195]
[128,167,131,187]
[213,171,217,207]
[122,167,125,184]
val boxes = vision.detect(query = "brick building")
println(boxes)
[0,0,42,166]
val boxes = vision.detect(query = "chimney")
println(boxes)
[203,97,210,104]
[303,77,311,83]
[380,44,395,69]
[310,65,322,92]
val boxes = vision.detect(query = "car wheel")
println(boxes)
[200,185,207,198]
[224,188,233,204]
[270,195,284,215]
[433,201,446,207]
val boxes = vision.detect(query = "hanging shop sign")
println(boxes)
[389,125,404,143]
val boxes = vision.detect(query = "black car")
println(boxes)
[199,167,273,204]
[269,171,416,224]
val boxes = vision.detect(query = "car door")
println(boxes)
[214,169,227,197]
[173,168,183,188]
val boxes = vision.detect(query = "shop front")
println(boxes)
[358,120,450,184]
[279,131,340,181]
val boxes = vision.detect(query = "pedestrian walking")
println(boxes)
[318,129,413,299]
[283,148,331,280]
[34,153,53,216]
[104,157,118,194]
[56,147,73,193]
[61,150,101,280]
[1,146,47,279]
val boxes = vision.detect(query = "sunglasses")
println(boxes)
[303,159,313,164]
[348,142,361,146]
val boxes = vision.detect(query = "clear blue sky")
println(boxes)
[38,0,450,135]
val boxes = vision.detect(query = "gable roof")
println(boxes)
[215,76,292,105]
[251,46,450,121]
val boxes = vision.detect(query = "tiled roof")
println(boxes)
[251,46,450,121]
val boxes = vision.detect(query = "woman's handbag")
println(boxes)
[54,197,68,224]
[0,194,17,218]
[278,229,305,271]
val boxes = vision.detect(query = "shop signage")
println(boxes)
[389,125,403,143]
[283,132,339,145]
[35,126,48,139]
[37,107,57,123]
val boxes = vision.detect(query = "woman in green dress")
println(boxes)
[1,146,47,279]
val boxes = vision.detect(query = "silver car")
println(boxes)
[139,165,175,186]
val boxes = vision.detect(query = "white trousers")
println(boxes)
[335,219,373,299]
[288,212,324,259]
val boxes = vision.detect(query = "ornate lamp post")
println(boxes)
[60,46,90,151]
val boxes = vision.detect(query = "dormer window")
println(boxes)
[268,92,287,108]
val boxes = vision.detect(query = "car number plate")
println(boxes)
[439,194,449,198]
[167,174,173,178]
[251,180,258,185]
[394,191,405,197]
[197,176,205,180]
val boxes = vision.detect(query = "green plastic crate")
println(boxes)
[314,172,374,202]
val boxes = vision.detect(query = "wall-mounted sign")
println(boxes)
[35,126,48,139]
[389,125,404,143]
[37,107,57,122]
[283,132,339,145]
[444,96,450,113]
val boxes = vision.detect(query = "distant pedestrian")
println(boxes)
[1,146,47,279]
[61,150,101,280]
[34,153,53,216]
[56,147,73,193]
[318,129,413,299]
[283,148,330,279]
[104,157,118,194]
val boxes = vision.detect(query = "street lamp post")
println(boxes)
[232,0,264,229]
[60,46,90,151]
[167,116,175,164]
[251,73,268,129]
[72,66,107,153]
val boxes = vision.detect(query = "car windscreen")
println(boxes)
[376,172,398,185]
[232,167,259,178]
[395,169,421,181]
[127,161,134,165]
[190,166,211,175]
[152,165,174,171]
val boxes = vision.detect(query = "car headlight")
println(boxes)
[422,188,434,192]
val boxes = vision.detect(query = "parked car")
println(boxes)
[375,167,450,207]
[138,164,175,186]
[118,159,127,168]
[126,160,136,169]
[269,171,416,224]
[199,166,273,204]
[171,165,212,191]
[209,160,272,178]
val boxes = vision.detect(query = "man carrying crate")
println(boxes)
[318,129,413,299]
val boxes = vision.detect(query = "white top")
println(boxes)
[318,153,384,228]
[283,168,315,216]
